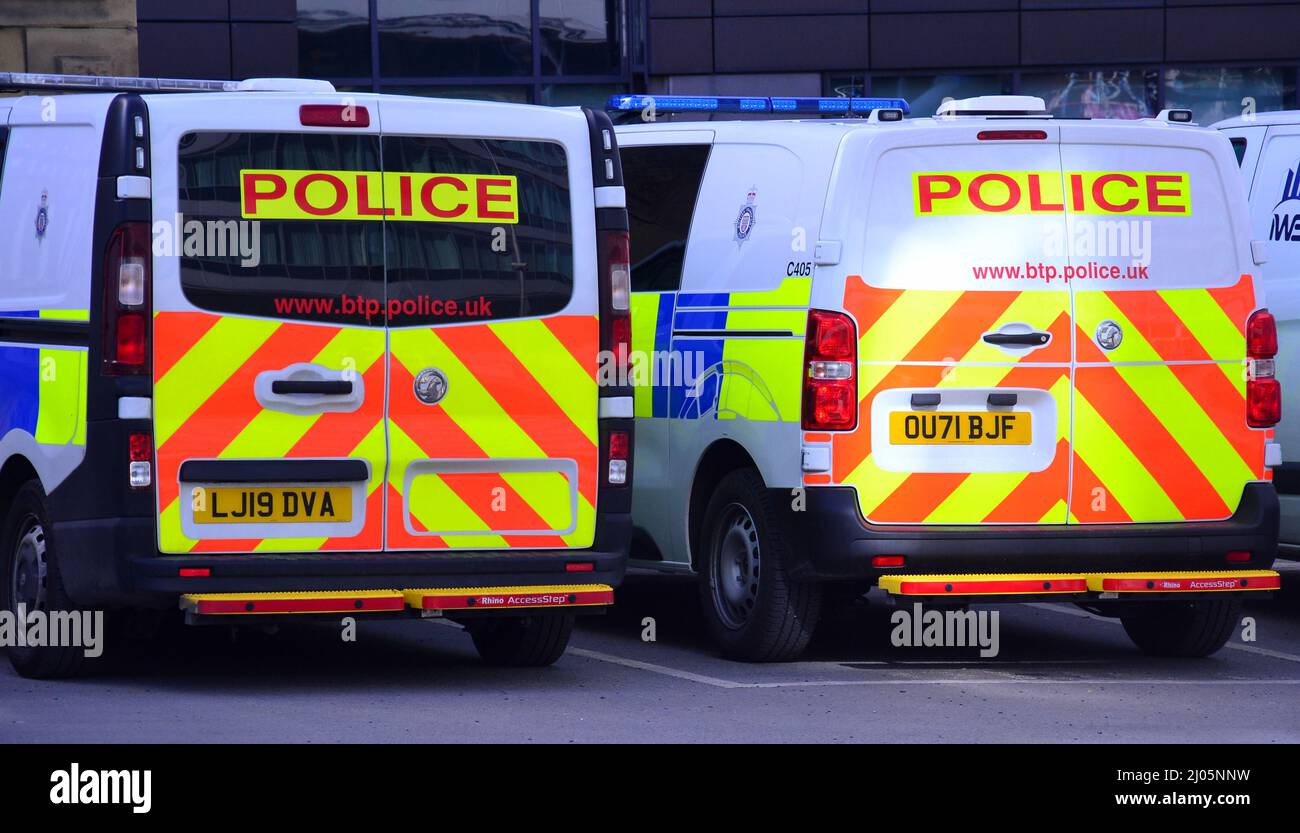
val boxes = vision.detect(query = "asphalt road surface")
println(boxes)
[4,562,1300,744]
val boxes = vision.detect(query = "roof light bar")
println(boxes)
[606,94,910,117]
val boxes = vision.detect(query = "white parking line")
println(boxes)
[568,647,1300,689]
[1028,602,1300,664]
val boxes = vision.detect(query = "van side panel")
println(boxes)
[0,97,109,495]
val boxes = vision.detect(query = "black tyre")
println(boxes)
[1120,598,1242,658]
[697,468,822,662]
[469,614,574,667]
[1,481,98,678]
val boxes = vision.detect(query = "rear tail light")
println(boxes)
[1226,550,1251,564]
[103,222,151,376]
[599,229,631,382]
[129,432,152,490]
[802,310,857,431]
[872,555,905,568]
[1246,308,1280,428]
[977,129,1048,141]
[607,429,629,486]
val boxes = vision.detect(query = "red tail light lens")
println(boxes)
[128,432,152,490]
[607,429,630,486]
[1247,377,1281,428]
[599,230,631,383]
[103,222,151,376]
[977,130,1048,141]
[1247,308,1278,358]
[1246,308,1280,427]
[802,310,857,431]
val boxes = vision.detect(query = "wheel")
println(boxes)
[1,481,98,678]
[1120,598,1242,658]
[697,468,822,662]
[469,614,574,667]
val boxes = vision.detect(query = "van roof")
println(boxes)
[616,114,1215,142]
[1210,110,1300,129]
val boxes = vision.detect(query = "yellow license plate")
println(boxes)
[193,487,353,524]
[889,411,1032,445]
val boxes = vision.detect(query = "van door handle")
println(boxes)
[271,380,354,396]
[256,364,364,415]
[982,331,1051,347]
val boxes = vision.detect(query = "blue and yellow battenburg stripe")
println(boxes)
[0,309,88,447]
[629,277,810,422]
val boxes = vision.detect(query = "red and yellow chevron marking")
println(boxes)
[154,311,598,554]
[154,313,387,554]
[830,274,1266,526]
[834,276,1072,525]
[1070,275,1263,524]
[386,316,599,551]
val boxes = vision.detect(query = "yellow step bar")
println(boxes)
[402,585,615,611]
[877,571,1280,598]
[180,585,615,616]
[180,590,405,616]
[877,574,1089,597]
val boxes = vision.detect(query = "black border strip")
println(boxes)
[179,459,370,484]
[0,315,90,347]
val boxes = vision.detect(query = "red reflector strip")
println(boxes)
[404,584,614,611]
[566,562,595,572]
[178,568,210,578]
[881,575,1088,596]
[181,591,404,615]
[1092,572,1280,593]
[872,555,905,568]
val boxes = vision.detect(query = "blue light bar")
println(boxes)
[606,94,910,117]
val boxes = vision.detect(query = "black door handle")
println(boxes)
[982,331,1050,347]
[271,379,354,396]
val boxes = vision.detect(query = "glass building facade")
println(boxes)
[297,0,645,106]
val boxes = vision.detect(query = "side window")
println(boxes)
[1231,137,1248,166]
[382,135,573,326]
[621,144,709,293]
[176,131,385,325]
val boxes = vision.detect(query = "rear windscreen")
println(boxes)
[862,140,1239,292]
[176,132,573,326]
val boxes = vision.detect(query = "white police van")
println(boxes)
[1212,112,1299,557]
[614,94,1281,662]
[0,73,634,677]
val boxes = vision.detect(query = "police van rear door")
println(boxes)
[834,123,1075,525]
[377,97,601,551]
[151,95,388,554]
[1060,122,1264,523]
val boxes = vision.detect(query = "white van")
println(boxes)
[615,94,1282,662]
[1211,112,1299,557]
[0,73,634,677]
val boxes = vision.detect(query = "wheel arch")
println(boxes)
[687,439,760,571]
[0,455,40,518]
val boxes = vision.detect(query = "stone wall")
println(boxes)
[0,0,137,75]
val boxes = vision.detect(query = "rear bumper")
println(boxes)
[55,513,631,609]
[786,482,1279,581]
